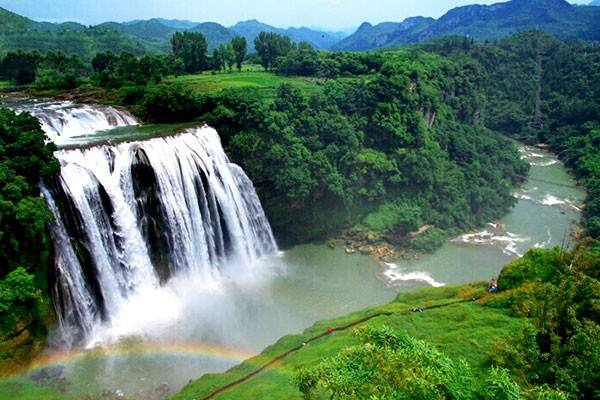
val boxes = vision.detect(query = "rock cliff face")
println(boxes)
[334,0,600,51]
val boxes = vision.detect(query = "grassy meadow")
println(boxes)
[167,65,324,99]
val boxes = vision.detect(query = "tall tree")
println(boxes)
[230,36,247,71]
[170,31,208,73]
[0,51,39,85]
[254,31,293,71]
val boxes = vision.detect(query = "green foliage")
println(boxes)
[0,109,56,337]
[0,267,41,333]
[254,31,294,71]
[498,248,567,291]
[409,227,448,253]
[295,325,522,400]
[483,367,522,400]
[425,31,600,243]
[212,43,235,72]
[362,200,422,232]
[494,245,600,399]
[231,36,248,71]
[91,51,170,87]
[140,83,203,122]
[200,49,526,243]
[0,51,38,84]
[171,31,209,73]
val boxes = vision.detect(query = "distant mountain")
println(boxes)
[0,6,154,58]
[154,18,198,30]
[589,0,600,5]
[97,19,177,41]
[333,17,434,51]
[231,19,347,50]
[336,0,600,51]
[188,22,236,48]
[0,6,34,31]
[0,6,348,56]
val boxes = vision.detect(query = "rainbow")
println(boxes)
[18,341,256,375]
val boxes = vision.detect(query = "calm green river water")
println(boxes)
[5,144,585,399]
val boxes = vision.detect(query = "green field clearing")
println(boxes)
[172,283,523,400]
[168,65,325,99]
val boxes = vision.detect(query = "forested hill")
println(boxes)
[3,0,600,57]
[334,0,600,51]
[0,7,346,57]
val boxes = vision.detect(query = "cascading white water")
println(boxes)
[9,100,137,145]
[42,126,277,347]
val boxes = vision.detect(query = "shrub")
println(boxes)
[141,83,202,122]
[498,248,567,291]
[0,267,41,333]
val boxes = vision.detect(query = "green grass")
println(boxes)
[172,283,524,400]
[167,65,325,100]
[0,377,71,400]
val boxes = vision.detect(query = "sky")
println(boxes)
[0,0,592,30]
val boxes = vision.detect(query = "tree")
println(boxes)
[0,51,39,85]
[170,31,208,73]
[141,83,202,122]
[0,109,58,281]
[254,31,294,71]
[275,41,320,76]
[212,44,235,72]
[231,36,247,71]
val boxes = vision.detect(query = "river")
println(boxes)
[0,99,586,399]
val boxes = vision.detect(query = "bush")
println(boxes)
[0,267,41,333]
[295,325,526,400]
[362,200,422,232]
[409,227,447,253]
[498,248,567,291]
[141,83,202,122]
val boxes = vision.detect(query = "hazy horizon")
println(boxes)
[0,0,591,31]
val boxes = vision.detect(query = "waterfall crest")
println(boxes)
[42,126,277,346]
[9,100,138,145]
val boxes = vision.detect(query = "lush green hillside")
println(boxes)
[0,7,156,59]
[418,31,600,242]
[335,0,600,51]
[0,6,32,31]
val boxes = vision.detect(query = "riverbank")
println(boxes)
[172,282,521,399]
[172,239,600,399]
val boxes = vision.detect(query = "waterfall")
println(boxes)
[42,126,277,347]
[8,100,138,145]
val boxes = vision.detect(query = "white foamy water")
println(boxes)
[42,126,278,347]
[514,191,581,212]
[451,224,529,257]
[8,100,138,145]
[382,263,445,287]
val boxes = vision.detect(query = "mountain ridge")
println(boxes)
[336,0,600,51]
